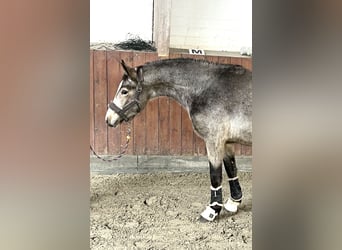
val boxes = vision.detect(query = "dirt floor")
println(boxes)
[90,171,252,249]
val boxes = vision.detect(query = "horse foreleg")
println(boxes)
[223,152,243,212]
[200,142,225,222]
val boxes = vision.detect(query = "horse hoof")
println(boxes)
[199,206,219,222]
[224,198,240,213]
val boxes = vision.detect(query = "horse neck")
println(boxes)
[142,65,199,109]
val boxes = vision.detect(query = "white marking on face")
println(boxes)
[113,80,124,106]
[105,80,125,126]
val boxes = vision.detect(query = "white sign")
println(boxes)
[189,49,205,55]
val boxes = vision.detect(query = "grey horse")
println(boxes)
[105,58,252,222]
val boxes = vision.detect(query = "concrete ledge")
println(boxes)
[90,155,252,175]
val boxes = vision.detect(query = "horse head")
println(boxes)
[105,60,146,127]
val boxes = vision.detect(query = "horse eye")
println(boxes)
[121,89,128,95]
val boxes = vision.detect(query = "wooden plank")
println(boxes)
[145,52,160,154]
[245,145,252,156]
[168,53,182,155]
[132,52,147,155]
[90,50,94,152]
[241,57,252,71]
[144,52,159,64]
[169,52,182,60]
[93,50,108,154]
[158,96,170,155]
[218,56,231,65]
[205,55,220,64]
[169,100,182,155]
[231,57,242,66]
[241,144,252,156]
[234,143,242,156]
[145,98,159,154]
[119,51,134,154]
[181,108,194,155]
[150,52,171,155]
[106,50,122,155]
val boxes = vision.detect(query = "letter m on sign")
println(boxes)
[189,49,205,55]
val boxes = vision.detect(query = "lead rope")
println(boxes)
[90,122,132,162]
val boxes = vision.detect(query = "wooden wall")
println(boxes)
[90,50,252,156]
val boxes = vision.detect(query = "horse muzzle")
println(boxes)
[105,109,121,128]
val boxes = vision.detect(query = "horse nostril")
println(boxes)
[106,119,113,127]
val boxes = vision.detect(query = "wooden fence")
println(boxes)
[90,50,252,156]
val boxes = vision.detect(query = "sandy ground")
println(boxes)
[90,171,252,249]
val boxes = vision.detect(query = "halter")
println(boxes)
[108,81,143,122]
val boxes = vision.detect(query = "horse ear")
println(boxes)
[121,60,131,76]
[136,66,144,82]
[121,60,143,83]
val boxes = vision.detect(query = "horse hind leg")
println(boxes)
[223,144,243,213]
[200,141,225,222]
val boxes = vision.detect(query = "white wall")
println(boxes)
[170,0,252,52]
[90,0,153,43]
[90,0,252,52]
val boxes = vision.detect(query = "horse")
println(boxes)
[105,58,252,222]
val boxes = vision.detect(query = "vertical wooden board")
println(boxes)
[168,53,182,155]
[145,98,159,154]
[246,146,252,156]
[119,51,134,154]
[106,50,122,155]
[218,56,232,65]
[155,53,170,155]
[231,57,242,66]
[169,52,182,60]
[145,52,160,154]
[93,50,108,154]
[181,108,194,155]
[90,50,94,152]
[205,55,219,64]
[241,57,252,71]
[169,100,182,155]
[144,52,159,64]
[182,53,205,61]
[158,97,170,154]
[234,143,242,156]
[132,52,147,154]
[241,145,252,156]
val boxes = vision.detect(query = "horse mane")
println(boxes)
[143,57,219,66]
[143,57,247,74]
